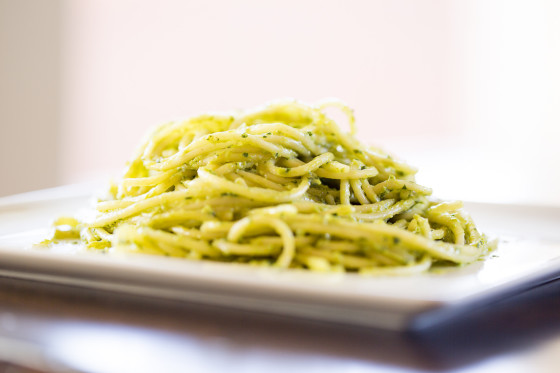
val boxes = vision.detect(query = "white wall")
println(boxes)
[0,0,61,196]
[1,0,559,205]
[390,0,560,205]
[60,0,454,181]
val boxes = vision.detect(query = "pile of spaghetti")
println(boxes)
[53,100,492,275]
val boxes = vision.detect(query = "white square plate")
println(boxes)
[0,184,559,331]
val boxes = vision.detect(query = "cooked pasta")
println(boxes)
[49,100,492,275]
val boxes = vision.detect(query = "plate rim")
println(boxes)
[1,185,559,331]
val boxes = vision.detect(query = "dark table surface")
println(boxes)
[0,274,559,373]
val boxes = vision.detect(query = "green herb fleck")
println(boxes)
[241,133,248,138]
[243,152,249,157]
[379,187,389,199]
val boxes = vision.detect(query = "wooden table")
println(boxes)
[1,274,559,373]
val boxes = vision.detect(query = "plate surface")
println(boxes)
[0,184,559,331]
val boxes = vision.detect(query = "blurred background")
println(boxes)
[1,0,559,206]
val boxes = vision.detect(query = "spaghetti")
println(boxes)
[50,100,492,274]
